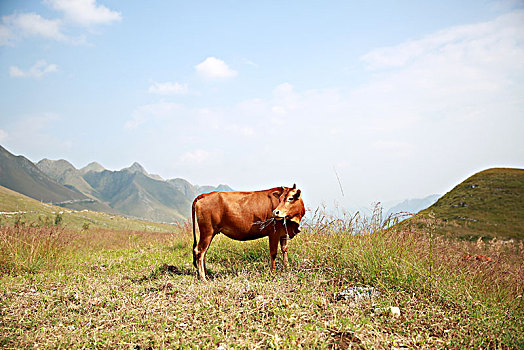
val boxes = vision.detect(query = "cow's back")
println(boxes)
[193,189,279,240]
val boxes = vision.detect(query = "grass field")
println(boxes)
[1,209,523,349]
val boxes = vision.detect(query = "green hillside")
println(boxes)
[0,185,174,232]
[412,168,524,240]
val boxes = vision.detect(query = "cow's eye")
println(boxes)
[287,197,294,201]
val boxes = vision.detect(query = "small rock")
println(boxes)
[336,286,379,302]
[374,306,401,318]
[389,306,401,317]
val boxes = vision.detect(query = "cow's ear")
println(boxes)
[294,189,301,200]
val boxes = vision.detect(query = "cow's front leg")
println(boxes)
[280,236,289,268]
[269,234,280,272]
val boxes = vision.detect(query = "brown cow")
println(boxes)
[192,184,305,280]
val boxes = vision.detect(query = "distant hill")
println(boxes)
[0,185,173,232]
[167,178,199,202]
[407,168,524,240]
[386,194,440,218]
[79,161,105,174]
[195,184,234,195]
[0,145,89,204]
[37,159,101,199]
[83,169,191,222]
[122,162,164,181]
[167,179,234,202]
[0,145,234,223]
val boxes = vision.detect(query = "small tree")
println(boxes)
[54,213,63,226]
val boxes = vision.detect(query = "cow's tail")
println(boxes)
[192,198,198,268]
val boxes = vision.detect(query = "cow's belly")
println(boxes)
[220,225,268,241]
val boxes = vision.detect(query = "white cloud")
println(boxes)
[148,81,188,95]
[0,1,121,46]
[273,82,294,96]
[125,102,182,130]
[10,60,58,79]
[242,58,259,68]
[361,10,524,70]
[195,57,237,79]
[2,13,66,42]
[180,149,224,164]
[45,0,122,26]
[225,125,255,137]
[271,83,300,115]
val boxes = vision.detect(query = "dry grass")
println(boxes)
[0,224,77,275]
[0,210,523,349]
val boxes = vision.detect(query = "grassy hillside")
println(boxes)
[408,168,524,240]
[0,185,175,232]
[0,208,521,348]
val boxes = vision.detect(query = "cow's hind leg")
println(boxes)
[280,236,289,268]
[194,223,215,280]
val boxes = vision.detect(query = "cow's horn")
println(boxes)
[292,183,296,189]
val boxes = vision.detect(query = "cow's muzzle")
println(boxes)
[272,209,284,219]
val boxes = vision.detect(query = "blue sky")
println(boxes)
[1,0,523,211]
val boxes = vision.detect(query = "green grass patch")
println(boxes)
[414,168,524,240]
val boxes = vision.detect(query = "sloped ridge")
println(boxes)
[36,158,101,200]
[123,162,147,174]
[416,168,524,240]
[36,158,76,179]
[83,170,136,202]
[79,161,105,174]
[0,146,88,203]
[84,170,191,222]
[386,194,440,217]
[168,178,197,197]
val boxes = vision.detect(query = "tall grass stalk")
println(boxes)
[298,206,522,344]
[0,224,75,275]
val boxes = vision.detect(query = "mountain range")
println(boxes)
[385,194,441,218]
[0,145,232,223]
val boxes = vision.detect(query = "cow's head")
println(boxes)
[272,184,305,237]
